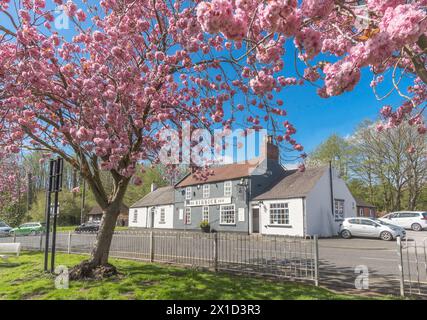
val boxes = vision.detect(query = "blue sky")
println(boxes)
[282,69,383,153]
[272,39,415,154]
[283,68,412,153]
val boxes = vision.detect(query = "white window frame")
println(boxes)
[224,181,232,197]
[202,206,209,222]
[159,208,165,224]
[185,187,192,200]
[220,204,235,225]
[184,207,191,225]
[334,199,345,221]
[203,184,210,199]
[269,202,289,225]
[132,209,138,223]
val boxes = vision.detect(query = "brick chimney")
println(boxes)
[266,135,279,162]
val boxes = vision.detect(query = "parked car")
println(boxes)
[0,221,12,237]
[10,222,46,236]
[379,211,427,231]
[339,217,406,241]
[74,222,100,233]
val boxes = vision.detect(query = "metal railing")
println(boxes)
[398,237,427,297]
[0,230,319,285]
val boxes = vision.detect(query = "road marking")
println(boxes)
[361,256,423,264]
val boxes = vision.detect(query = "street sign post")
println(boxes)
[43,157,63,273]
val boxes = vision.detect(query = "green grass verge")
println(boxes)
[0,252,389,300]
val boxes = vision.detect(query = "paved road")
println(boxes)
[2,230,427,297]
[318,231,427,296]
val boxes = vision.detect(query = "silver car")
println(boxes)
[379,211,427,231]
[339,217,406,241]
[0,221,12,237]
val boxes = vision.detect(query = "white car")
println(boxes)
[339,217,406,241]
[379,211,427,231]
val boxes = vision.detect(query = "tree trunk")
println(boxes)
[69,196,125,280]
[89,203,120,266]
[27,172,33,211]
[72,170,78,200]
[68,164,130,280]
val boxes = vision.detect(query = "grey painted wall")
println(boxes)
[173,159,286,233]
[174,179,250,232]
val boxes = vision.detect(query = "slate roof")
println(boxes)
[132,166,334,206]
[253,166,328,201]
[130,186,175,208]
[175,162,261,187]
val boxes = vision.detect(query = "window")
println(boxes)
[160,208,165,224]
[348,219,361,224]
[334,199,345,221]
[184,207,191,225]
[361,219,377,226]
[358,208,364,217]
[185,187,192,200]
[220,204,235,224]
[269,203,289,225]
[132,210,138,223]
[224,181,232,197]
[203,184,210,199]
[202,206,209,222]
[398,212,418,218]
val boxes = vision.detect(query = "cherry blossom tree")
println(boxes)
[0,151,26,214]
[0,0,425,277]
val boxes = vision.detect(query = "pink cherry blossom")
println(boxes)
[323,61,361,97]
[379,4,427,47]
[249,71,275,95]
[301,0,334,19]
[295,28,322,61]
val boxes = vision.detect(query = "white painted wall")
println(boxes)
[153,205,174,229]
[128,205,174,229]
[305,168,356,237]
[256,198,305,236]
[129,207,147,228]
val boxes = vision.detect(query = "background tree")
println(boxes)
[310,120,427,212]
[350,122,427,211]
[0,152,26,225]
[307,134,353,178]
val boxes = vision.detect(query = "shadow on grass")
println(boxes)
[0,262,21,268]
[106,260,358,300]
